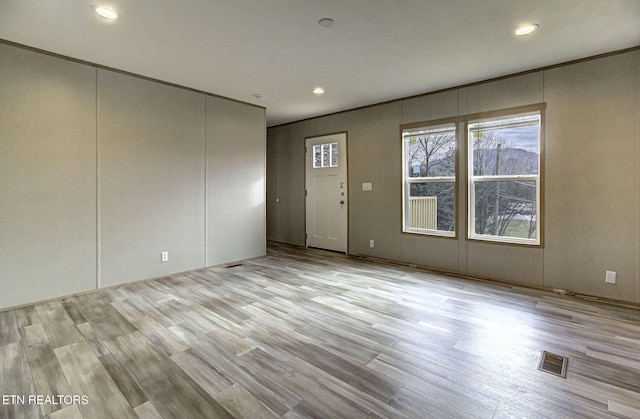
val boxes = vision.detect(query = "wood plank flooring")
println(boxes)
[2,243,640,418]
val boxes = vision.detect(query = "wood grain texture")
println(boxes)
[170,349,234,396]
[133,401,163,419]
[14,305,40,328]
[24,343,72,416]
[34,302,83,349]
[98,353,148,408]
[47,405,83,419]
[65,295,136,341]
[0,342,42,419]
[129,315,189,356]
[22,323,49,347]
[1,243,639,418]
[54,341,138,419]
[76,322,111,357]
[105,331,234,419]
[215,383,280,419]
[0,310,21,346]
[168,323,302,416]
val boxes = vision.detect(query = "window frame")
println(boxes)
[466,107,544,246]
[401,118,460,238]
[312,142,339,169]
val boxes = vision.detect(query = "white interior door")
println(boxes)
[305,133,348,253]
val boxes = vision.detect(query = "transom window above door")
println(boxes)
[313,143,338,168]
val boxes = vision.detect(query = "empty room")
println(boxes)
[1,1,639,418]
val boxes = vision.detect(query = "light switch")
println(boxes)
[362,182,372,191]
[605,271,616,284]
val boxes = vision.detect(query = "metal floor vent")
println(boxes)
[537,351,568,378]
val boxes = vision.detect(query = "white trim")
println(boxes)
[402,122,457,236]
[467,112,541,245]
[404,228,456,237]
[471,174,537,182]
[407,176,456,183]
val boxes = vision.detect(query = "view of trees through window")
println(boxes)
[403,124,456,234]
[469,113,540,243]
[402,109,542,245]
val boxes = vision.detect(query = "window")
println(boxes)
[402,123,456,236]
[313,143,338,168]
[468,112,542,245]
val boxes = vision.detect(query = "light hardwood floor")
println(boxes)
[2,243,640,418]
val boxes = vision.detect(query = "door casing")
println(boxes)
[305,132,348,253]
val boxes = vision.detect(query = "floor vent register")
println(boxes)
[537,351,568,378]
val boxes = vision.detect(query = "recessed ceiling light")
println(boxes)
[313,87,325,95]
[318,18,334,28]
[93,6,118,19]
[515,23,539,36]
[254,94,266,100]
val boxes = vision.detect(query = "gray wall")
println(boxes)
[98,70,207,287]
[206,96,266,266]
[1,44,97,307]
[267,50,640,304]
[0,43,266,309]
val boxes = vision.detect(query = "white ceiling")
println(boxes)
[1,0,639,127]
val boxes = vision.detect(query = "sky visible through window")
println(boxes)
[496,124,538,152]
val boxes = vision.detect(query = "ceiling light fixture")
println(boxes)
[318,18,334,28]
[93,5,118,19]
[313,87,325,95]
[254,94,266,100]
[515,23,539,36]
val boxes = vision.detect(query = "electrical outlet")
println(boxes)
[605,271,616,284]
[161,251,169,262]
[369,240,374,248]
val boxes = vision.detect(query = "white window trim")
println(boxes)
[467,112,541,246]
[401,123,457,237]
